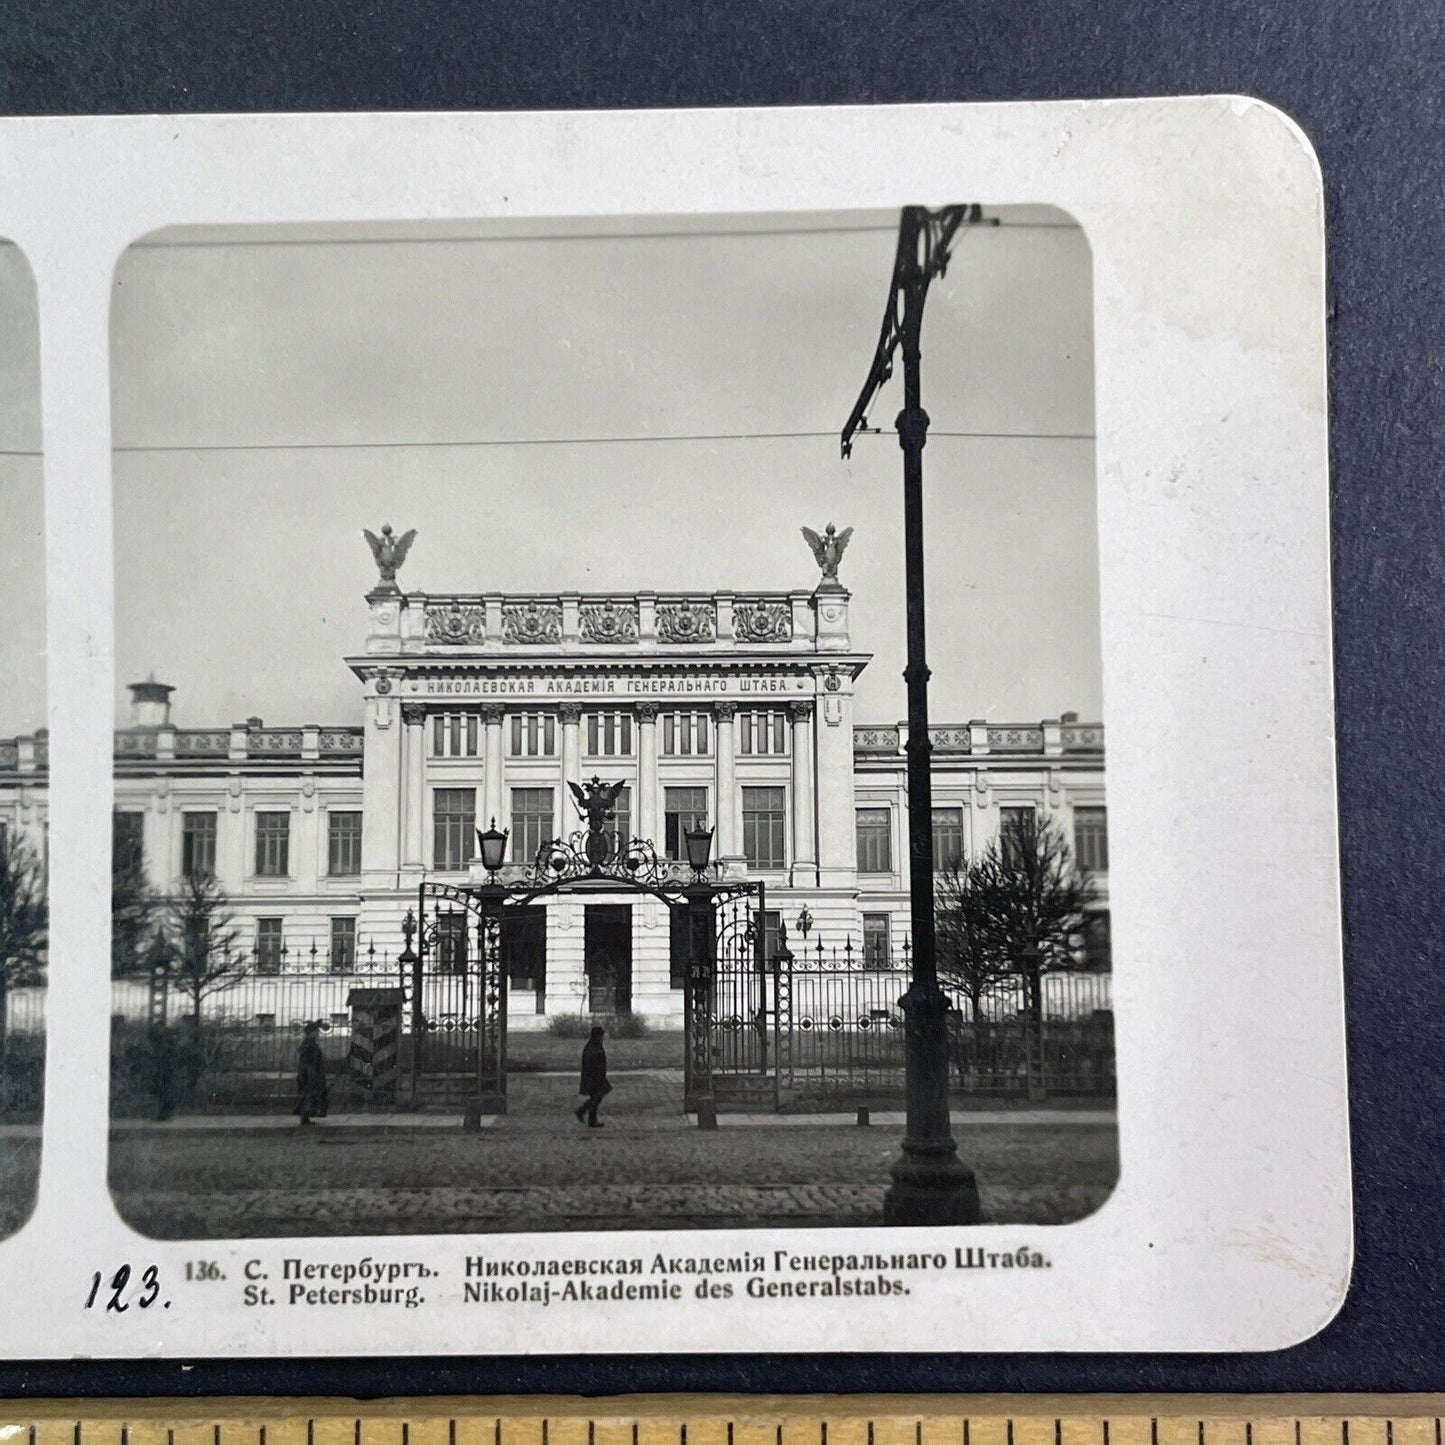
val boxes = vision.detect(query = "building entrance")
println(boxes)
[584,904,633,1014]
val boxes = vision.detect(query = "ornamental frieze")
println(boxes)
[579,599,639,644]
[986,726,1045,752]
[501,600,562,645]
[176,730,230,756]
[732,599,793,643]
[655,601,715,644]
[424,602,487,645]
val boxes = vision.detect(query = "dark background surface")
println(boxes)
[0,0,1441,1399]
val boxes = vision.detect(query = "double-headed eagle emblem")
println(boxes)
[801,522,853,581]
[363,524,417,586]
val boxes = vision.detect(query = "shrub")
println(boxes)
[546,1011,649,1039]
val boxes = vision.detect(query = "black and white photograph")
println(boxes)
[0,239,45,1241]
[91,206,1115,1239]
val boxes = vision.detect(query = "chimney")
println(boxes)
[1060,710,1079,724]
[128,676,174,728]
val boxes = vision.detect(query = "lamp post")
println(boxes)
[681,826,720,1127]
[842,205,986,1225]
[466,819,511,1130]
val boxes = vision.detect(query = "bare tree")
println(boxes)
[159,872,247,1050]
[935,855,1015,1021]
[981,809,1093,1098]
[0,829,47,1069]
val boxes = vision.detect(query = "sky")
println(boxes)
[0,208,1099,734]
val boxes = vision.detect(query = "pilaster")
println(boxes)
[401,702,426,868]
[360,673,402,881]
[481,703,505,833]
[637,702,660,844]
[790,699,817,880]
[814,680,857,889]
[560,703,582,835]
[714,701,739,864]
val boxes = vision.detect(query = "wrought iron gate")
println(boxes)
[410,882,508,1112]
[685,883,780,1111]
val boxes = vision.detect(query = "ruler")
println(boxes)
[6,1399,1445,1445]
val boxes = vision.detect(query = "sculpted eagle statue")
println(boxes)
[363,524,417,585]
[801,522,853,581]
[569,777,627,834]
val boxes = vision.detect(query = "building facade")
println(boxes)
[0,551,1108,1030]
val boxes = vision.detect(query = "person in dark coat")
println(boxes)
[296,1020,329,1125]
[575,1025,610,1127]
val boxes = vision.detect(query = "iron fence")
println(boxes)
[776,943,1114,1106]
[110,934,422,1114]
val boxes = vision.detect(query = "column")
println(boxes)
[714,701,738,862]
[560,703,582,834]
[637,702,660,845]
[481,703,505,834]
[790,699,816,876]
[401,702,426,867]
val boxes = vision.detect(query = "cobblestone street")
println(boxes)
[109,1072,1117,1238]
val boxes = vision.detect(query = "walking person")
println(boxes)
[296,1019,329,1125]
[575,1025,611,1128]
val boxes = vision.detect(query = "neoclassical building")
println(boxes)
[0,535,1108,1029]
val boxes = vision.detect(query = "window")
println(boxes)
[664,786,709,861]
[113,810,145,878]
[862,913,891,967]
[508,712,557,757]
[503,905,547,997]
[742,785,786,870]
[256,917,284,974]
[610,786,632,847]
[327,810,362,875]
[760,909,783,964]
[932,808,965,872]
[431,711,481,758]
[855,807,892,873]
[1074,806,1108,873]
[433,788,476,870]
[662,711,712,756]
[254,811,291,877]
[998,805,1035,867]
[329,916,357,972]
[437,912,468,975]
[738,710,789,755]
[181,811,217,879]
[1083,910,1112,971]
[585,711,634,757]
[511,787,555,863]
